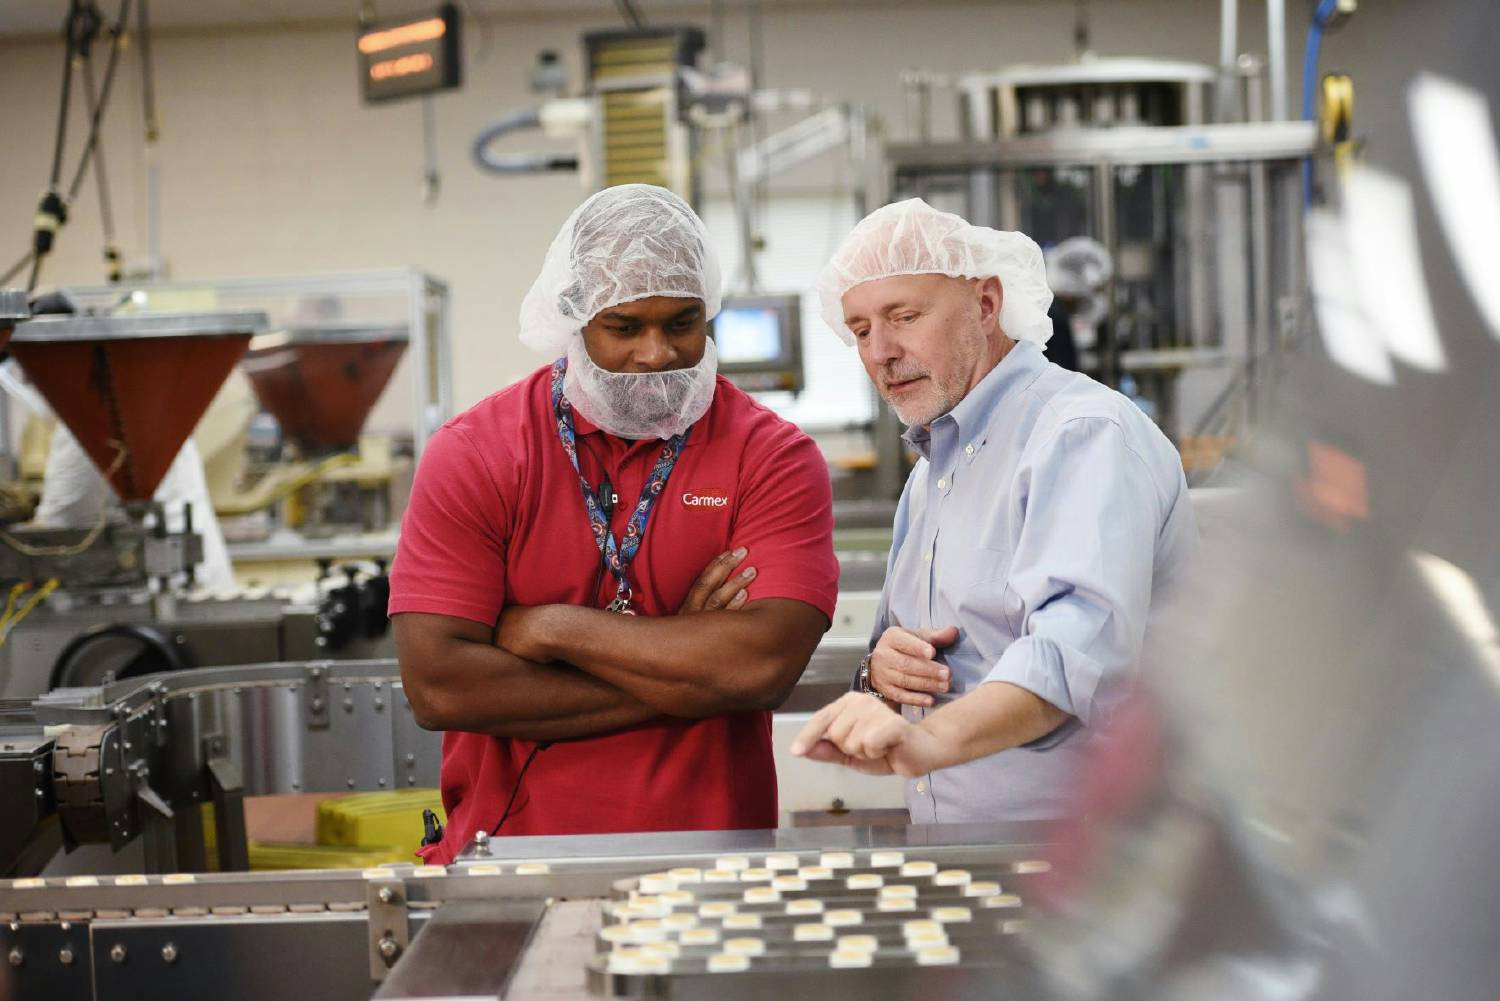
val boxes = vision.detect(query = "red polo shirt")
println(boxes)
[389,364,837,863]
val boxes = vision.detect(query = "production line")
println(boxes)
[0,825,1058,1001]
[2,0,1499,999]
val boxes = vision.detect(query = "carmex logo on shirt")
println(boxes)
[681,489,730,509]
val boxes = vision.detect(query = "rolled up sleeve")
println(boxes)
[983,417,1162,739]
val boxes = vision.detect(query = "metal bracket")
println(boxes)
[304,662,331,730]
[204,735,248,872]
[367,877,409,983]
[127,759,173,821]
[151,686,170,748]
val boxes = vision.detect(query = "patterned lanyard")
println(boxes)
[550,356,689,614]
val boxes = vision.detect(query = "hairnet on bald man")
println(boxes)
[816,198,1054,346]
[519,184,724,355]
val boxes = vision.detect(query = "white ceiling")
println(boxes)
[0,0,1024,40]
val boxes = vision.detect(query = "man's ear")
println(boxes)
[976,275,1004,327]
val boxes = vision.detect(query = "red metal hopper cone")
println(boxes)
[241,325,407,454]
[11,312,266,504]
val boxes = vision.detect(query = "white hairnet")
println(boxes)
[817,198,1054,346]
[519,184,723,355]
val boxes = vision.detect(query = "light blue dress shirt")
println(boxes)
[873,340,1196,823]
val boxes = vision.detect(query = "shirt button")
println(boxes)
[915,781,927,794]
[964,443,975,456]
[937,478,947,490]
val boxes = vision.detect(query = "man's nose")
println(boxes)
[634,328,676,370]
[864,319,902,365]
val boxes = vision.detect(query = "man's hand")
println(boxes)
[678,547,756,614]
[789,692,948,778]
[868,625,959,707]
[495,548,757,659]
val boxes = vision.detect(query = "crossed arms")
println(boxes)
[395,550,828,741]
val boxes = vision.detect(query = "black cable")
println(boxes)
[80,54,121,282]
[46,1,85,191]
[64,0,132,203]
[0,252,30,285]
[613,0,645,29]
[27,0,133,292]
[489,741,550,835]
[137,0,158,142]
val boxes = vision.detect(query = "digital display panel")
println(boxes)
[358,4,462,104]
[711,294,804,393]
[714,306,785,365]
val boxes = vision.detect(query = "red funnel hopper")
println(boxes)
[241,325,407,453]
[11,312,266,504]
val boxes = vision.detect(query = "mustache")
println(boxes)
[879,363,930,387]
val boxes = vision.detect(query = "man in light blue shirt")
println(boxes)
[792,199,1196,822]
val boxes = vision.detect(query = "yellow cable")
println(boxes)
[1321,73,1357,177]
[0,441,128,558]
[0,578,59,647]
[0,581,29,632]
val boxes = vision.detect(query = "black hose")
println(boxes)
[0,252,30,285]
[614,0,645,29]
[46,1,84,192]
[48,622,189,691]
[137,0,158,142]
[80,55,121,282]
[27,0,134,293]
[64,0,133,203]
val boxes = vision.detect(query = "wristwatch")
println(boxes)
[857,653,882,698]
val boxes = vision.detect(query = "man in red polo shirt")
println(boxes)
[390,185,838,862]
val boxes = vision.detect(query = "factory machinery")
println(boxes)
[0,822,1056,1000]
[0,303,403,708]
[0,267,462,705]
[890,54,1314,454]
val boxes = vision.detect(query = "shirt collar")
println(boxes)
[900,340,1048,460]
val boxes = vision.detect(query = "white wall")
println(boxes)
[0,1,1293,427]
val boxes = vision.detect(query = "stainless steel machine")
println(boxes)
[890,57,1314,452]
[0,824,1054,1001]
[0,641,870,880]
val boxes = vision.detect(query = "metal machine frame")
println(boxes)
[0,639,870,880]
[0,823,1055,1001]
[887,120,1315,437]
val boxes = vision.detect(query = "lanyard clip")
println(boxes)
[421,808,444,846]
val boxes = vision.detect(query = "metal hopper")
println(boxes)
[10,311,269,504]
[240,323,408,455]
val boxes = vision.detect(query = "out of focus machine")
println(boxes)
[893,15,1317,472]
[58,270,452,575]
[0,269,454,703]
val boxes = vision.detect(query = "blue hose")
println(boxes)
[1302,0,1341,208]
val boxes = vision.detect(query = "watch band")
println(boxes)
[858,653,882,698]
